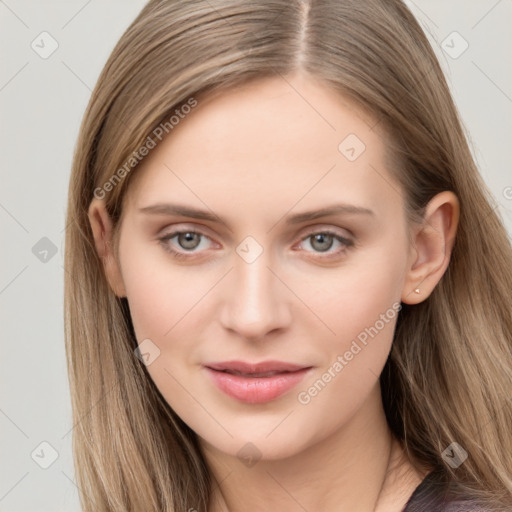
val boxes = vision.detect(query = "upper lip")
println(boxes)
[205,360,311,374]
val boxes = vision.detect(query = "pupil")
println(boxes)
[179,232,199,249]
[312,234,333,252]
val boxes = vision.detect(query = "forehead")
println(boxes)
[123,74,401,220]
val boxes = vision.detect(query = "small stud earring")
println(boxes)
[414,288,421,294]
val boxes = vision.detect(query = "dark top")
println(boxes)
[402,470,489,511]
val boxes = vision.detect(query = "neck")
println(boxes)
[201,382,427,512]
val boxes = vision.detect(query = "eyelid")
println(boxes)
[160,221,222,240]
[299,224,353,239]
[158,223,355,257]
[158,223,352,242]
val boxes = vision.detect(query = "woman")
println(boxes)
[64,0,512,510]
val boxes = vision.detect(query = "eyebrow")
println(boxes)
[138,202,375,227]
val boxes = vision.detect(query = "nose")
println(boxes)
[219,246,292,341]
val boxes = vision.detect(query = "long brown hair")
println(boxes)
[64,0,512,510]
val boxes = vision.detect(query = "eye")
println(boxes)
[296,229,354,258]
[157,227,354,260]
[158,230,214,258]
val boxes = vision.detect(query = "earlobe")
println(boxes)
[88,198,127,298]
[401,191,460,304]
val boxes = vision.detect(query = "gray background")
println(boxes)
[1,1,511,510]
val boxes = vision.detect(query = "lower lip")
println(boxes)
[204,367,311,404]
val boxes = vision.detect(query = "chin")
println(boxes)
[199,422,318,464]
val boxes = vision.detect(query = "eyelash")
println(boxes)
[158,227,355,261]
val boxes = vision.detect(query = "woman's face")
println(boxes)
[109,73,416,460]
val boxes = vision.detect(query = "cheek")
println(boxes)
[294,239,407,352]
[287,245,406,444]
[118,234,212,343]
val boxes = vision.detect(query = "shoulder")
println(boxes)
[441,502,491,512]
[404,495,490,512]
[402,469,491,512]
[443,500,490,511]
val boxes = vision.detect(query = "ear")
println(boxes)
[88,198,127,298]
[401,191,460,304]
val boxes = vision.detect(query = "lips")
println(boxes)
[206,360,309,375]
[221,369,288,378]
[204,360,312,403]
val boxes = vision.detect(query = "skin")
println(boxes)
[89,71,459,511]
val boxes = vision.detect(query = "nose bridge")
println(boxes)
[220,237,290,339]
